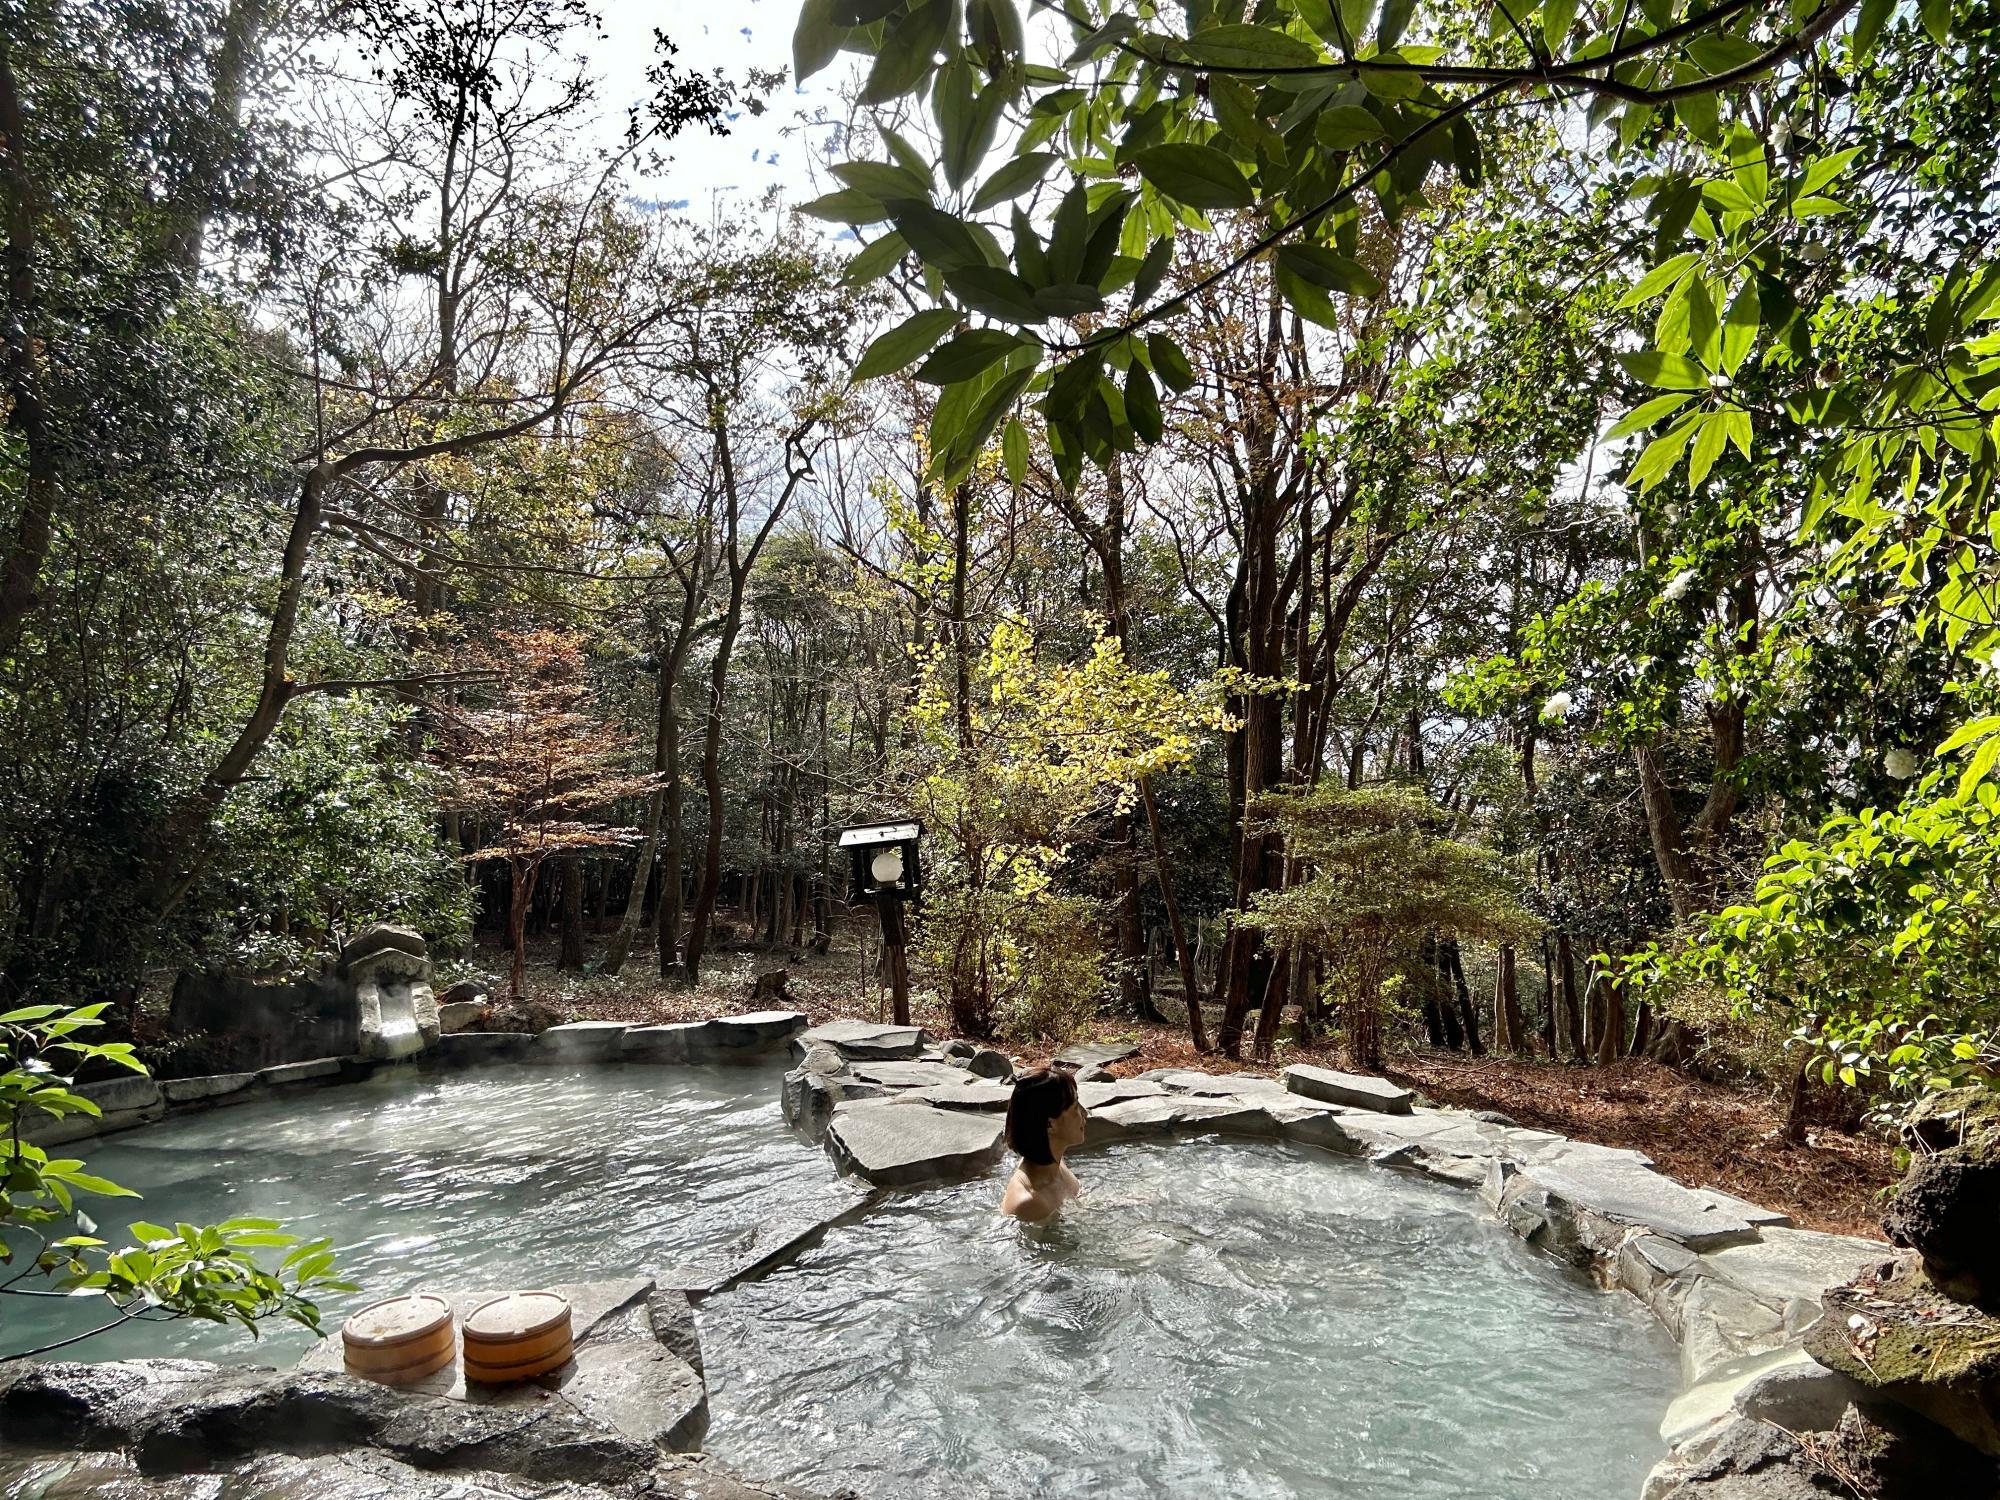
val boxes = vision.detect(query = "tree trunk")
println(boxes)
[1594,971,1627,1065]
[1557,931,1586,1061]
[558,858,585,972]
[507,860,536,1002]
[1494,944,1524,1053]
[1445,938,1483,1055]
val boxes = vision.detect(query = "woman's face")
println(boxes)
[1049,1097,1087,1156]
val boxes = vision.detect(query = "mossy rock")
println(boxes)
[1885,1087,2000,1305]
[1805,1252,2000,1457]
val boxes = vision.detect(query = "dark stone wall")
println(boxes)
[164,972,359,1074]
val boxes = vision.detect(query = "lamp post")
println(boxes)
[836,820,923,1026]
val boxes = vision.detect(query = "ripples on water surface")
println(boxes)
[2,1065,1677,1497]
[1,1061,830,1364]
[700,1142,1678,1500]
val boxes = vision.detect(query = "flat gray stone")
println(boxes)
[902,1081,1014,1112]
[432,1032,532,1065]
[80,1076,162,1114]
[160,1072,257,1105]
[824,1100,1006,1187]
[1281,1063,1413,1114]
[1149,1069,1294,1105]
[780,1068,887,1138]
[621,1023,709,1061]
[257,1058,344,1086]
[1268,1101,1363,1155]
[1056,1040,1139,1070]
[1082,1094,1275,1147]
[966,1046,1015,1080]
[847,1059,975,1091]
[1336,1111,1468,1158]
[1677,1276,1793,1385]
[1702,1226,1890,1309]
[535,1021,628,1060]
[695,1010,806,1054]
[1077,1078,1169,1111]
[1688,1185,1793,1228]
[437,1001,484,1034]
[1662,1347,1818,1446]
[797,1020,927,1060]
[1527,1155,1761,1250]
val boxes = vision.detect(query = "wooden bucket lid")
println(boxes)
[342,1294,453,1349]
[463,1290,571,1344]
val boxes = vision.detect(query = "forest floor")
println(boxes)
[491,930,1896,1241]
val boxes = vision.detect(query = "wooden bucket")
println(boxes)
[341,1294,455,1385]
[462,1290,574,1384]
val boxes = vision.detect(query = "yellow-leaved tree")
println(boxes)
[901,617,1230,1041]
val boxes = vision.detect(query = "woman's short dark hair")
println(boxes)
[1006,1067,1079,1166]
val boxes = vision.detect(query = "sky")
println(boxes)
[596,0,853,226]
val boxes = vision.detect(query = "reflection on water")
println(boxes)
[1,1068,1678,1500]
[699,1142,1679,1500]
[0,1061,827,1365]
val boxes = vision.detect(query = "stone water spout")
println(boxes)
[341,924,442,1061]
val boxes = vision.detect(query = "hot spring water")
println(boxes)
[1,1064,1678,1497]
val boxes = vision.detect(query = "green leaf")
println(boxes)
[833,160,933,201]
[1920,0,1952,44]
[1276,244,1383,298]
[916,330,1034,384]
[1621,251,1701,309]
[794,0,850,82]
[853,308,961,381]
[1541,0,1578,51]
[1719,280,1760,375]
[1148,333,1197,393]
[1125,363,1163,444]
[1179,24,1320,69]
[1131,143,1254,211]
[1606,393,1695,438]
[1687,412,1728,487]
[1130,234,1175,305]
[946,264,1046,322]
[967,0,1024,56]
[1379,0,1417,46]
[863,0,954,106]
[797,190,887,225]
[843,232,909,286]
[929,349,1040,485]
[1315,105,1388,151]
[883,198,990,270]
[969,152,1058,212]
[1031,282,1105,318]
[1618,351,1711,390]
[1853,0,1893,58]
[0,1005,63,1024]
[1001,416,1029,486]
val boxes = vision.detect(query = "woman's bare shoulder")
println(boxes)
[999,1171,1060,1223]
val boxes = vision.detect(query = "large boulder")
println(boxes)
[1055,1039,1138,1071]
[1881,1086,2000,1305]
[484,999,562,1035]
[1806,1251,2000,1456]
[795,1020,928,1062]
[824,1100,1006,1187]
[1280,1063,1414,1114]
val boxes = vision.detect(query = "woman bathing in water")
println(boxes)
[998,1067,1087,1223]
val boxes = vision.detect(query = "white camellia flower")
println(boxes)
[1883,748,1918,780]
[1663,569,1697,601]
[1541,691,1573,722]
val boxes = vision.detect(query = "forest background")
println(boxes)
[3,0,1998,1239]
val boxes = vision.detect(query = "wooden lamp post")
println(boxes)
[837,820,924,1026]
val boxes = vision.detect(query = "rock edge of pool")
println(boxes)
[0,1013,1906,1498]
